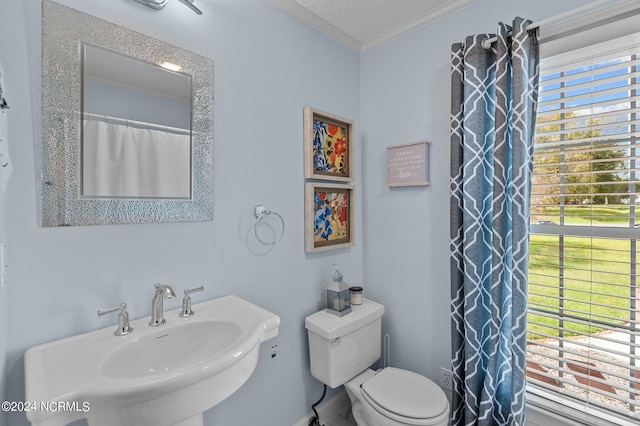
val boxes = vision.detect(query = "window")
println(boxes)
[527,33,640,424]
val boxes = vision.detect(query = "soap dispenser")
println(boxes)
[326,264,351,317]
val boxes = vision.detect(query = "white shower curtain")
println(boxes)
[82,120,191,198]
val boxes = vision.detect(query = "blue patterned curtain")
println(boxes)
[449,18,539,426]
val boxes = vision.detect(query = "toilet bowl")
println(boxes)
[305,298,450,426]
[345,368,449,426]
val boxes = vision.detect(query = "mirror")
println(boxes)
[41,0,213,226]
[81,44,192,199]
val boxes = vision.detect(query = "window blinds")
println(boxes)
[528,33,640,423]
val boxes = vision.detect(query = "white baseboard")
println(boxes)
[292,390,351,426]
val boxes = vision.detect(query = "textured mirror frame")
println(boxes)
[40,0,213,226]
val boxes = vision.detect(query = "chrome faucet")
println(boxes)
[149,283,176,326]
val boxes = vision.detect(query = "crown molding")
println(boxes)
[360,0,480,52]
[268,0,480,53]
[267,0,361,52]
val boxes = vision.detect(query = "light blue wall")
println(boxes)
[360,0,587,400]
[0,0,615,425]
[0,1,361,425]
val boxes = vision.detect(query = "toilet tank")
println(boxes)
[305,298,385,388]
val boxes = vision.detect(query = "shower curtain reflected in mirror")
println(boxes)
[82,120,191,199]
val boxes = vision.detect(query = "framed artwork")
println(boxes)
[305,183,355,253]
[304,107,353,181]
[386,140,430,187]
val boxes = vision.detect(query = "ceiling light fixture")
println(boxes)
[130,0,202,15]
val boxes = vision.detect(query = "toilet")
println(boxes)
[305,298,450,426]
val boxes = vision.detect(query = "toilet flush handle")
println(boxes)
[331,337,341,345]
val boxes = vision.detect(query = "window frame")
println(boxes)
[527,4,640,424]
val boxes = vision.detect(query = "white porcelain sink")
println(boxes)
[24,295,280,426]
[102,320,242,379]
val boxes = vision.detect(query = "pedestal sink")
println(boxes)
[24,295,280,426]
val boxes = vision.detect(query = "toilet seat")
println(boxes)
[360,367,449,426]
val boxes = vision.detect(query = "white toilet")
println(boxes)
[305,298,450,426]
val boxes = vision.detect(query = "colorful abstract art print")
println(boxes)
[304,107,353,182]
[305,183,355,253]
[312,118,347,176]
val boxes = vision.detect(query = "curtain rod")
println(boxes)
[481,0,625,49]
[83,112,190,136]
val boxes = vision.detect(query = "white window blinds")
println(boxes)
[528,32,640,423]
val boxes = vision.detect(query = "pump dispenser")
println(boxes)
[326,264,351,317]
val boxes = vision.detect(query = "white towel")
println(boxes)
[0,59,12,291]
[0,60,12,198]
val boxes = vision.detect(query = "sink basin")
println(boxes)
[102,320,242,379]
[24,295,280,426]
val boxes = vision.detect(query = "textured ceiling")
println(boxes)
[268,0,480,52]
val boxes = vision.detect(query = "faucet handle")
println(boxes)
[97,303,134,336]
[179,286,205,318]
[97,305,121,316]
[184,285,204,296]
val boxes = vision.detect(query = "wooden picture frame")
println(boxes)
[386,140,430,187]
[305,183,355,253]
[304,107,353,181]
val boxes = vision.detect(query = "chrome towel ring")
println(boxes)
[253,205,285,246]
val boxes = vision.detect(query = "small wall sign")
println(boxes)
[386,141,430,187]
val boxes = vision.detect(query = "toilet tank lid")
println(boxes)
[305,298,385,340]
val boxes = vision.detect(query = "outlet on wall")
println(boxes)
[441,367,452,388]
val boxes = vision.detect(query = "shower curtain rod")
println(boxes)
[83,112,191,136]
[481,0,627,49]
